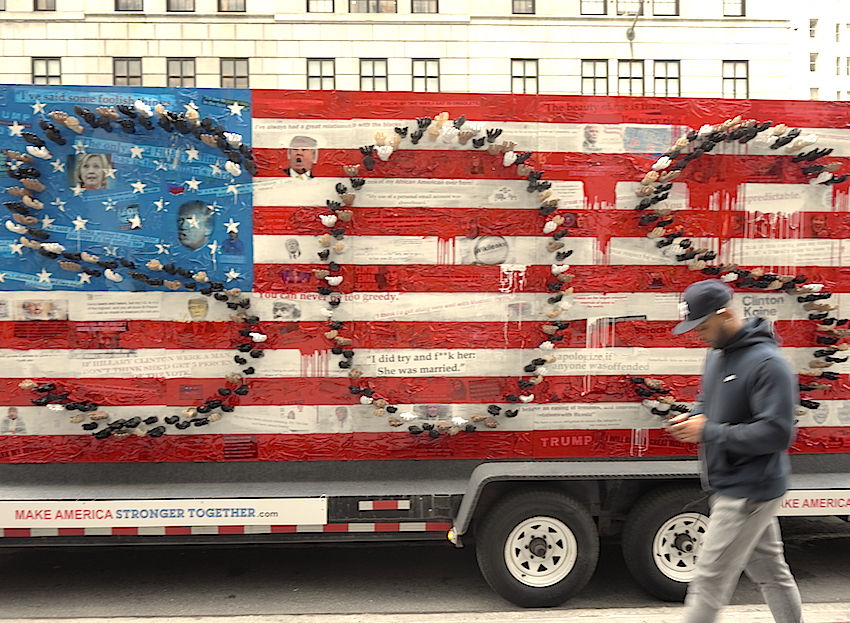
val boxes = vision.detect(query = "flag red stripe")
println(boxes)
[0,319,833,350]
[0,428,846,463]
[254,264,850,294]
[251,90,850,128]
[255,206,850,240]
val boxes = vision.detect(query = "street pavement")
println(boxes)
[0,603,849,623]
[0,516,846,621]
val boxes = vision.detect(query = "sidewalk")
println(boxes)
[1,603,848,623]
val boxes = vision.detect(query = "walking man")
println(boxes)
[668,279,803,623]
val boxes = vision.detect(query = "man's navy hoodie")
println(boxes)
[692,317,798,501]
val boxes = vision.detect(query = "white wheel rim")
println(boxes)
[651,512,709,582]
[503,515,579,588]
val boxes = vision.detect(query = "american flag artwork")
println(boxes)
[1,86,850,463]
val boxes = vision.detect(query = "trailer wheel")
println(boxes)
[621,485,709,602]
[475,488,599,607]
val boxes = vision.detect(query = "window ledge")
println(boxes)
[275,12,470,23]
[86,11,275,18]
[0,11,781,24]
[0,11,86,19]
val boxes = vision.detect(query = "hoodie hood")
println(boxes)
[721,316,778,354]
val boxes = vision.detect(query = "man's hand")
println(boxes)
[667,413,706,443]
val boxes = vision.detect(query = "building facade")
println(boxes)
[0,0,813,99]
[799,0,850,100]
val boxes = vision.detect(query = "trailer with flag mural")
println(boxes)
[1,85,850,607]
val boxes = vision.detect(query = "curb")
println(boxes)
[1,602,849,623]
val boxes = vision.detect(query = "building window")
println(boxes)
[221,58,249,88]
[360,58,388,91]
[810,53,818,72]
[618,60,644,96]
[114,58,142,86]
[580,0,606,14]
[218,0,245,10]
[810,88,819,100]
[723,0,744,16]
[846,57,850,76]
[809,19,819,37]
[412,58,439,92]
[32,57,61,84]
[34,0,55,9]
[308,0,334,10]
[511,59,538,94]
[653,60,679,96]
[349,0,396,11]
[307,58,335,89]
[838,56,842,76]
[512,0,534,13]
[616,0,642,15]
[167,58,195,87]
[837,23,841,42]
[722,60,748,99]
[115,0,143,9]
[582,59,607,95]
[412,0,437,12]
[653,0,678,15]
[166,0,193,10]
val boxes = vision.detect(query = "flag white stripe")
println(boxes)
[253,176,845,216]
[2,347,844,378]
[252,177,584,209]
[253,235,597,265]
[257,234,850,268]
[10,401,843,435]
[251,119,850,158]
[0,290,841,323]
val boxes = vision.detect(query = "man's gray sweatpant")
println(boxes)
[683,494,803,623]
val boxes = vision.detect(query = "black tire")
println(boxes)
[621,485,710,602]
[475,487,599,608]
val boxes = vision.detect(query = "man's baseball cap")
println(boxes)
[672,279,734,335]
